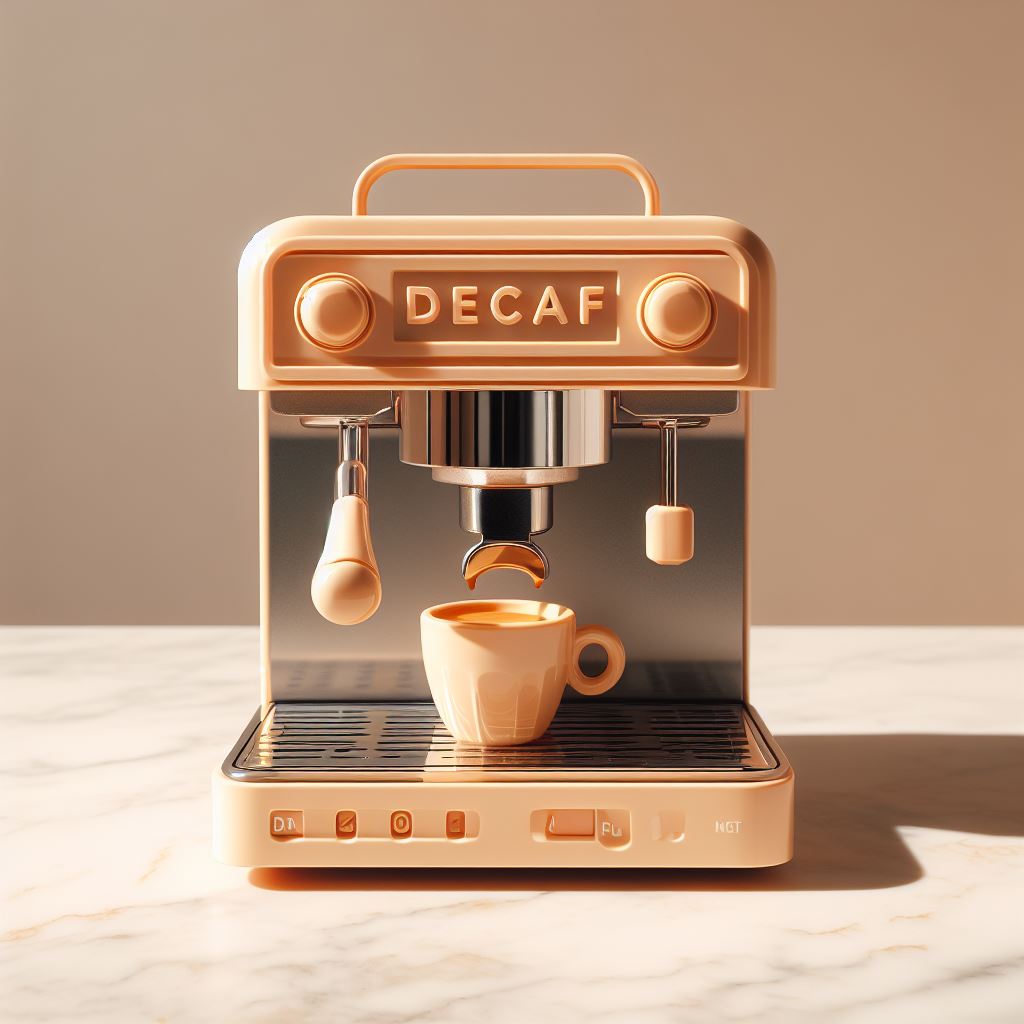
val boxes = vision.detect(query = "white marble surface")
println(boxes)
[2,627,1023,1023]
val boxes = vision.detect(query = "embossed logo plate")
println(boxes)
[393,271,618,342]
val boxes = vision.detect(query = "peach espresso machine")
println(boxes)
[213,154,794,869]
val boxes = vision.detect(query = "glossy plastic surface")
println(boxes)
[213,749,794,868]
[295,274,373,350]
[639,274,715,349]
[239,155,774,391]
[646,504,696,565]
[352,153,661,216]
[310,496,381,625]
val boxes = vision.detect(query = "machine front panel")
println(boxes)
[265,402,747,704]
[270,252,745,375]
[238,216,774,390]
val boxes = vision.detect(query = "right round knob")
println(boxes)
[639,274,715,350]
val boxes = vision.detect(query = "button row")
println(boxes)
[272,808,690,846]
[294,272,715,353]
[270,809,468,841]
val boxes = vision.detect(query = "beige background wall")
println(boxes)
[2,0,1022,625]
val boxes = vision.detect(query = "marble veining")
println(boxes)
[2,627,1022,1022]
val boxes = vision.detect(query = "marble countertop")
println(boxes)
[2,627,1022,1023]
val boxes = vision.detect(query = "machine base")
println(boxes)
[213,701,794,869]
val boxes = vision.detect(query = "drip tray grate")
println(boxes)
[232,701,777,778]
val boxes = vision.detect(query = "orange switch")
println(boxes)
[390,810,413,839]
[544,809,595,839]
[336,811,357,839]
[445,811,467,839]
[269,810,303,839]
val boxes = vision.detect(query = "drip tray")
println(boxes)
[230,701,778,781]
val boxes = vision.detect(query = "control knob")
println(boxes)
[639,274,714,350]
[295,274,373,350]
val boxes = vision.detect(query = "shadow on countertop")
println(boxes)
[249,733,1024,893]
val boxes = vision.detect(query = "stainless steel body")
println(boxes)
[262,389,747,705]
[226,701,782,782]
[398,389,611,471]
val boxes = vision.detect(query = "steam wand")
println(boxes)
[310,419,383,624]
[645,419,697,565]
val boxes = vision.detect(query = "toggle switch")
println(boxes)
[544,809,596,839]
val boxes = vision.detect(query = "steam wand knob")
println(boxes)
[311,419,382,624]
[645,420,695,565]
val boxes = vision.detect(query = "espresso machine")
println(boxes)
[213,154,794,868]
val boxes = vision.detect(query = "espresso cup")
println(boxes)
[420,598,626,746]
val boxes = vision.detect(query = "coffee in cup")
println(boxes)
[420,598,626,746]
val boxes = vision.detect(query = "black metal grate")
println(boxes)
[235,701,775,776]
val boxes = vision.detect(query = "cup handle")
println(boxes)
[568,625,626,696]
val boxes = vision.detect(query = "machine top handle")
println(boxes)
[352,153,661,217]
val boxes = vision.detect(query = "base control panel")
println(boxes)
[216,768,793,869]
[268,806,696,851]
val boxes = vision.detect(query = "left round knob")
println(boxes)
[295,274,373,350]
